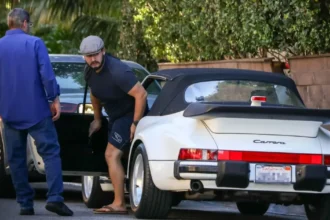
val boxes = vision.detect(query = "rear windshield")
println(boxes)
[53,62,86,94]
[184,80,304,108]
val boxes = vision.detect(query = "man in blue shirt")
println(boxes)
[0,8,73,216]
[79,36,148,214]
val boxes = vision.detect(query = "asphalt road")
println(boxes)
[0,182,308,220]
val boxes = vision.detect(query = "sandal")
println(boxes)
[93,205,128,214]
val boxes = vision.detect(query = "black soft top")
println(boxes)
[153,68,291,83]
[148,68,304,116]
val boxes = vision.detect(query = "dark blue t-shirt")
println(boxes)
[84,55,138,121]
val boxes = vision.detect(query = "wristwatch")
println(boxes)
[133,120,139,126]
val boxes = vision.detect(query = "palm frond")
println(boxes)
[71,15,121,53]
[33,0,122,25]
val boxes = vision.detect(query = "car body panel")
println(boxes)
[209,134,323,154]
[128,111,218,162]
[203,117,322,137]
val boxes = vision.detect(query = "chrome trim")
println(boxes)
[180,173,217,180]
[131,154,144,207]
[62,171,108,176]
[179,161,217,166]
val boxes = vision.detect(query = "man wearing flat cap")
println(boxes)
[79,36,148,214]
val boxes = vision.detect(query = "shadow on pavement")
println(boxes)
[167,209,299,220]
[27,183,305,220]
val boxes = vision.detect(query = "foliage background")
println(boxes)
[0,0,329,71]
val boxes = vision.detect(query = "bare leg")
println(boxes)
[95,143,127,212]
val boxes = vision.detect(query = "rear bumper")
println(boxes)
[174,161,330,192]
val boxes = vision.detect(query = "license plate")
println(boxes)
[255,164,292,184]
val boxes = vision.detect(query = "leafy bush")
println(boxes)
[130,0,330,62]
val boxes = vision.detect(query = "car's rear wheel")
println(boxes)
[81,176,114,208]
[129,143,173,219]
[0,132,14,198]
[236,202,269,216]
[304,195,330,220]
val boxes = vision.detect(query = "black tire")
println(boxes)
[0,131,14,198]
[304,195,330,220]
[129,143,173,219]
[305,203,320,220]
[81,176,114,208]
[236,202,269,216]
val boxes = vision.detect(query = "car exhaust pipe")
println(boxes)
[190,180,204,193]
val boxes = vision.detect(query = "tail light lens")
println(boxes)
[178,149,217,160]
[217,150,322,165]
[251,96,267,102]
[324,155,330,165]
[179,148,323,165]
[60,103,78,113]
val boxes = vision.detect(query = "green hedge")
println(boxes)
[130,0,330,62]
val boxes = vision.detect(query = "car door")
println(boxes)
[31,60,163,176]
[30,60,110,176]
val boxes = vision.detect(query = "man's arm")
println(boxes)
[90,91,103,121]
[128,83,148,123]
[89,91,104,136]
[114,66,147,140]
[35,39,60,101]
[114,66,147,123]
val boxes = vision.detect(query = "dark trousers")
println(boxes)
[3,116,64,209]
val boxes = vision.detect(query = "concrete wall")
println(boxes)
[158,58,284,73]
[288,54,330,109]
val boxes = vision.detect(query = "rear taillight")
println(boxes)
[178,149,217,160]
[251,96,267,102]
[178,148,323,165]
[60,103,78,113]
[217,150,322,165]
[324,155,330,165]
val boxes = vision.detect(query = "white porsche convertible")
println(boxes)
[11,68,330,219]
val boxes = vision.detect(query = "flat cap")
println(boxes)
[79,35,104,55]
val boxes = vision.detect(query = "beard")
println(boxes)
[89,54,105,71]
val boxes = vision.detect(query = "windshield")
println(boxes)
[52,61,152,113]
[185,80,304,108]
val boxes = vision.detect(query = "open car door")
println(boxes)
[30,59,160,177]
[53,109,109,176]
[30,61,109,176]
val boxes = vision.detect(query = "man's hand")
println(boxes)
[50,96,61,121]
[89,119,102,137]
[130,123,136,141]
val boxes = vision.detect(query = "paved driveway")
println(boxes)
[0,182,308,220]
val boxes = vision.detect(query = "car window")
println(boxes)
[142,78,164,109]
[52,62,86,113]
[131,67,161,94]
[131,67,149,82]
[147,79,163,95]
[184,80,304,108]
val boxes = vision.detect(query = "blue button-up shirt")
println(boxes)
[0,29,60,129]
